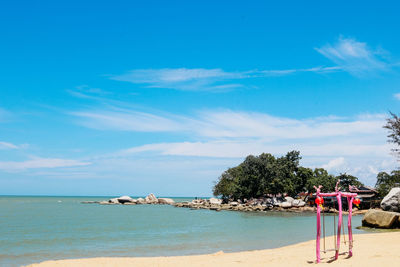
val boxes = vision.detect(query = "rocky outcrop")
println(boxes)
[145,193,158,204]
[381,187,400,212]
[94,194,175,206]
[136,198,145,204]
[116,196,135,204]
[209,198,222,205]
[362,209,400,229]
[284,196,294,204]
[108,198,120,204]
[172,197,316,213]
[292,199,306,207]
[280,202,292,208]
[158,198,175,205]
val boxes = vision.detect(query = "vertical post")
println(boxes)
[335,192,342,260]
[316,195,321,263]
[347,196,354,257]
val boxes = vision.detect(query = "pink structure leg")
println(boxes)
[335,192,342,260]
[316,203,321,263]
[347,196,354,257]
[314,182,357,264]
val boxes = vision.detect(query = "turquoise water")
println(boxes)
[0,196,366,266]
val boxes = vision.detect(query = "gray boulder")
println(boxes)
[381,187,400,212]
[284,196,294,204]
[158,198,175,205]
[292,199,306,207]
[362,209,400,228]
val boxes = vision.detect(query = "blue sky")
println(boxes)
[1,0,400,196]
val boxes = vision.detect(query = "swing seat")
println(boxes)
[322,248,337,253]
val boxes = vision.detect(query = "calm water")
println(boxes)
[0,196,366,266]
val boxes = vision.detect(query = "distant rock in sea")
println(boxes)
[158,198,175,205]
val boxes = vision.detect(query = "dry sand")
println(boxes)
[28,232,400,267]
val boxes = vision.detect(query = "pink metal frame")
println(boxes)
[314,181,357,263]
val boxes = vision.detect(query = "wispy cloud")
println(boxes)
[316,37,390,75]
[72,107,386,141]
[394,93,400,100]
[111,68,246,92]
[107,37,395,91]
[0,157,91,171]
[0,141,20,150]
[71,108,186,132]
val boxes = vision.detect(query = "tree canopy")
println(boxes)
[213,151,364,200]
[375,170,400,197]
[384,112,400,157]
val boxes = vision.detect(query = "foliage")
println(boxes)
[384,112,400,156]
[213,151,364,200]
[336,173,364,191]
[375,170,400,197]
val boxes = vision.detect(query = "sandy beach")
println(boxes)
[28,232,400,267]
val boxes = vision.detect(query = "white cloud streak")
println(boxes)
[0,157,91,171]
[108,38,395,91]
[394,93,400,100]
[0,141,20,150]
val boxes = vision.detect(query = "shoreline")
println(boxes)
[27,232,400,267]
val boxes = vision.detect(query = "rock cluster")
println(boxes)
[173,197,312,213]
[85,194,175,206]
[362,209,400,229]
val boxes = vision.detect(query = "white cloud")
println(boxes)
[0,157,91,171]
[316,37,389,75]
[118,141,392,159]
[71,109,186,132]
[72,107,387,141]
[111,68,246,92]
[321,157,346,171]
[110,66,344,92]
[394,93,400,100]
[0,141,20,150]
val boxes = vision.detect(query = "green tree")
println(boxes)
[384,112,400,156]
[305,168,336,193]
[375,171,400,197]
[336,173,364,191]
[212,151,361,200]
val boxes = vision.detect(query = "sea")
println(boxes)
[0,196,368,266]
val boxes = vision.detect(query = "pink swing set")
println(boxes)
[314,180,361,263]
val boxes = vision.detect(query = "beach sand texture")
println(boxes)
[28,232,400,267]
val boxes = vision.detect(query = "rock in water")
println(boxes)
[158,198,175,205]
[362,209,400,228]
[145,193,158,204]
[209,198,222,205]
[117,196,134,204]
[136,198,145,204]
[108,198,120,204]
[381,187,400,212]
